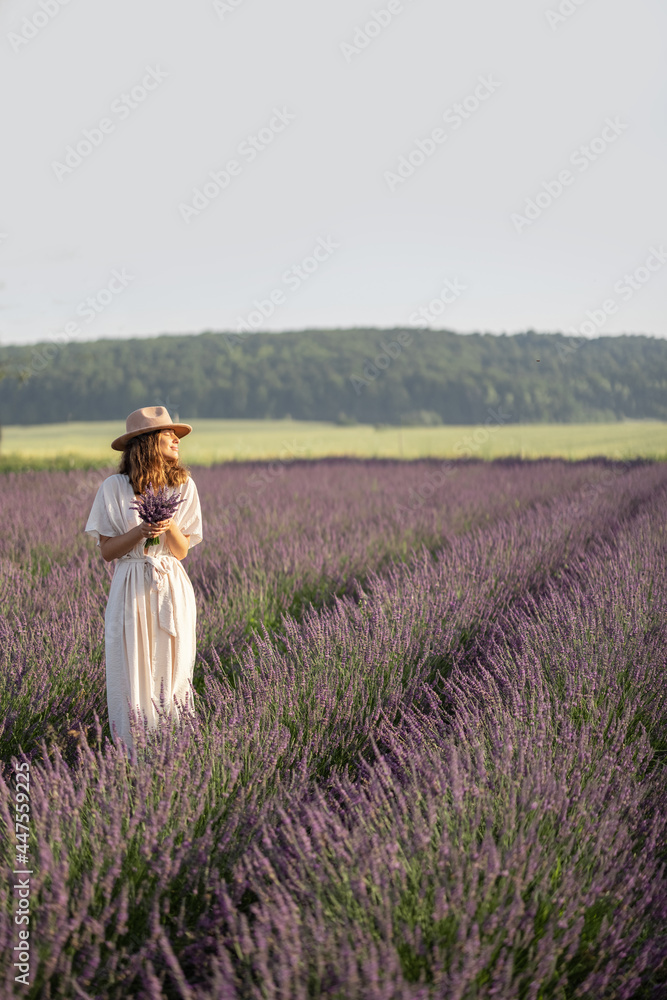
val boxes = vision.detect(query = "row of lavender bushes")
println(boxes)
[0,458,623,769]
[0,460,665,996]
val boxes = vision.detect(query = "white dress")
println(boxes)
[84,473,203,751]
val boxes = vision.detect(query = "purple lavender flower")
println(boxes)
[130,481,186,547]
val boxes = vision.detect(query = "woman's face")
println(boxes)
[158,429,180,463]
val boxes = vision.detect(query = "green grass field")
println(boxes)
[0,418,664,469]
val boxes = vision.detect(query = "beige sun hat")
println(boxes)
[111,406,193,451]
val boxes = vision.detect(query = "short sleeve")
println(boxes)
[84,478,122,547]
[177,476,203,549]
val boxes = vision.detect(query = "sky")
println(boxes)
[1,0,666,347]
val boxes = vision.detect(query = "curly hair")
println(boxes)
[117,430,190,496]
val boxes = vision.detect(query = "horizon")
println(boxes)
[1,325,666,352]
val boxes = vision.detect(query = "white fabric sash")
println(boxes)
[119,552,178,637]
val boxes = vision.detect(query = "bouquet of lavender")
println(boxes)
[130,482,186,547]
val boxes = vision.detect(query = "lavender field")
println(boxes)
[1,457,666,998]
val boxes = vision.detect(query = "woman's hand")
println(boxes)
[137,518,189,560]
[140,518,173,540]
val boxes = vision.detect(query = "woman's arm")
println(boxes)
[99,516,169,562]
[99,525,145,562]
[164,520,190,561]
[98,519,189,562]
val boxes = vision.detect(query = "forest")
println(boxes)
[0,327,665,425]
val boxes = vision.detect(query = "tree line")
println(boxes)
[0,327,665,426]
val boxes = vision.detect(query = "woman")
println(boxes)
[85,406,203,752]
